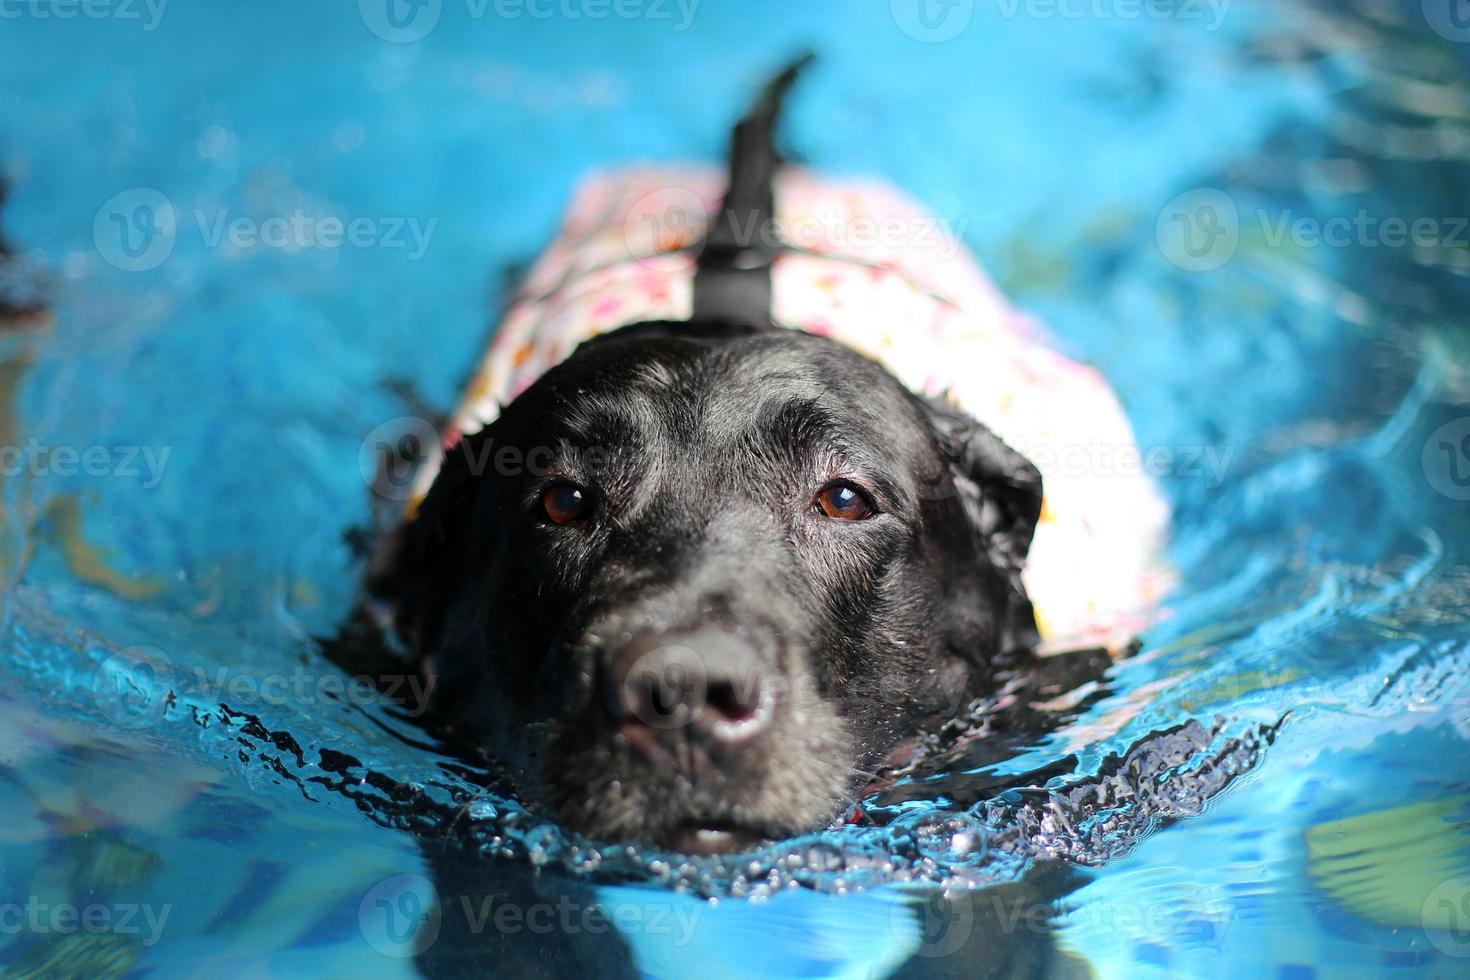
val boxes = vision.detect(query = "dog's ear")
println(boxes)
[370,427,497,663]
[918,394,1045,663]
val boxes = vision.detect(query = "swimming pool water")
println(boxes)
[1,0,1469,976]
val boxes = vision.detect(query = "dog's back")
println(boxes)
[405,61,1171,654]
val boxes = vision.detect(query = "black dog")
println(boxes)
[373,58,1044,854]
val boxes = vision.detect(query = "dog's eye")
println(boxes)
[541,482,591,525]
[815,481,876,521]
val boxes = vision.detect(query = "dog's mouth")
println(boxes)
[664,819,772,856]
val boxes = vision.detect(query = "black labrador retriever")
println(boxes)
[371,57,1046,855]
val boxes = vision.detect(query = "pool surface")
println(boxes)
[2,0,1469,976]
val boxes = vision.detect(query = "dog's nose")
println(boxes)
[608,628,774,754]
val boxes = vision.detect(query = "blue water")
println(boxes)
[2,0,1470,976]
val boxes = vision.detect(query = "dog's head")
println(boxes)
[384,320,1042,853]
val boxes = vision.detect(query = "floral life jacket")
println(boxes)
[407,167,1172,652]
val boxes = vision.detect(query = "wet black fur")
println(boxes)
[376,318,1044,846]
[372,56,1045,849]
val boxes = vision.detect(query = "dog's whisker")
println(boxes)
[439,783,516,845]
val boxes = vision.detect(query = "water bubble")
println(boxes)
[892,809,991,867]
[522,822,561,866]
